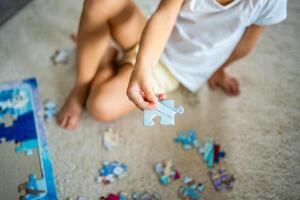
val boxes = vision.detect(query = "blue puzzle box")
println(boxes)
[0,78,57,200]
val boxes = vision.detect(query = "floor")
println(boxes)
[0,0,299,199]
[0,0,32,25]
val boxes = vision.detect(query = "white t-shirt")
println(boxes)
[160,0,287,93]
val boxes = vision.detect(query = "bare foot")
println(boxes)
[57,86,88,130]
[57,47,118,130]
[208,69,240,96]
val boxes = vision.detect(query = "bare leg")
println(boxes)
[57,0,145,129]
[87,64,136,121]
[86,2,146,121]
[108,2,145,49]
[57,47,117,129]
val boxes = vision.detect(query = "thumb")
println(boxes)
[141,82,157,104]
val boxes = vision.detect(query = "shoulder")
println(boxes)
[251,0,287,25]
[256,0,287,10]
[242,0,286,9]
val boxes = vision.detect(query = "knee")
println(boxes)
[86,94,116,122]
[82,0,129,19]
[83,0,113,19]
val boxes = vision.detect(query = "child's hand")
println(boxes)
[127,67,158,110]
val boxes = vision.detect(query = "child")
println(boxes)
[57,0,287,130]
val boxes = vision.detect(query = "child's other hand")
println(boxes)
[127,67,158,110]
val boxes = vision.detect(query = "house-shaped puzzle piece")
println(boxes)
[144,100,184,126]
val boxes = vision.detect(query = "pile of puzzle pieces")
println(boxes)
[100,192,161,200]
[175,131,226,168]
[154,160,181,185]
[102,128,122,150]
[178,177,205,200]
[208,168,235,191]
[96,161,128,185]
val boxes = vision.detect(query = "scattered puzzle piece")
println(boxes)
[208,168,235,191]
[144,99,184,126]
[51,48,73,65]
[154,160,180,185]
[102,128,122,150]
[96,161,128,185]
[100,192,161,200]
[18,174,47,200]
[43,100,58,122]
[203,139,214,168]
[197,138,225,168]
[175,130,199,150]
[178,176,205,200]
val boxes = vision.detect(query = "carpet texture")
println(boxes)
[0,0,32,25]
[0,0,299,199]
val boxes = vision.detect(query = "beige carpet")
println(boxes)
[0,0,299,199]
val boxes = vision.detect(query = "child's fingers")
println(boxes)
[128,91,151,110]
[141,83,157,104]
[157,93,167,100]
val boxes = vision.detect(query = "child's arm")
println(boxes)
[220,24,265,70]
[127,0,184,110]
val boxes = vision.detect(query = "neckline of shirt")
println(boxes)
[209,0,240,10]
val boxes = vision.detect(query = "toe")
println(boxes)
[60,116,69,128]
[233,84,240,95]
[229,85,237,95]
[66,116,78,130]
[56,112,64,124]
[229,82,240,96]
[231,78,240,95]
[231,77,240,87]
[226,85,235,95]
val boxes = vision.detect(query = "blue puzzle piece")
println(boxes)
[203,139,214,168]
[43,100,57,122]
[178,177,205,200]
[98,161,128,183]
[18,174,47,200]
[143,99,184,126]
[215,150,226,164]
[175,130,198,150]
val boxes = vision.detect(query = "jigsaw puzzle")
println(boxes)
[0,78,57,200]
[143,99,184,126]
